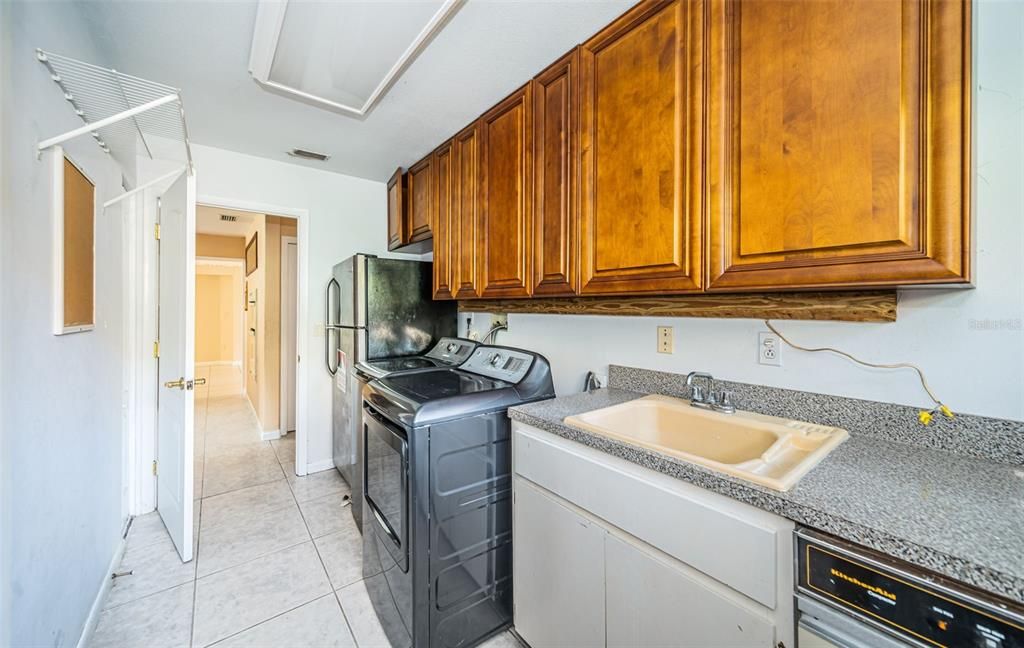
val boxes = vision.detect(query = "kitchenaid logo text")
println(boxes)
[831,568,897,604]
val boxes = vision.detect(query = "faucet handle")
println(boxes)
[716,390,736,413]
[690,385,706,403]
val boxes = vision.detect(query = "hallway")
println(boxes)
[89,366,383,647]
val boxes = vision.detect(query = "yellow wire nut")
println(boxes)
[918,410,933,426]
[939,404,955,419]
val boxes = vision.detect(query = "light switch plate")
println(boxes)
[657,326,674,354]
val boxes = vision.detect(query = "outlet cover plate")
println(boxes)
[657,326,674,354]
[758,331,781,366]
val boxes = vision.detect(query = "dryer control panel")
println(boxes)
[462,347,534,383]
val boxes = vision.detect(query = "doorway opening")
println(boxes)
[194,205,299,452]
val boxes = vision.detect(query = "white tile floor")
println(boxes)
[89,365,521,648]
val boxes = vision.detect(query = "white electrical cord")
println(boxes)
[763,320,953,423]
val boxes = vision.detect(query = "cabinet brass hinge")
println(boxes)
[154,223,161,240]
[152,460,158,476]
[153,340,160,358]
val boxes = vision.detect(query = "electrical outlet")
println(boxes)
[758,331,782,366]
[657,326,674,354]
[490,314,508,329]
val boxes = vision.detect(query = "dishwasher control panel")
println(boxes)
[797,529,1024,648]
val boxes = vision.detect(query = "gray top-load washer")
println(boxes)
[360,345,554,648]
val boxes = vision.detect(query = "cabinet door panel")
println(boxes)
[513,478,605,648]
[432,140,455,299]
[707,0,970,290]
[479,85,532,298]
[386,167,406,251]
[579,0,703,294]
[533,49,578,296]
[606,534,775,648]
[453,123,480,299]
[407,155,432,243]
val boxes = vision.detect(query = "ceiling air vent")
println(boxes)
[288,148,330,162]
[220,214,238,222]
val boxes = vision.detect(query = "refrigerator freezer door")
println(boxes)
[365,257,456,359]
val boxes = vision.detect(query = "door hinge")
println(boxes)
[154,223,161,240]
[152,460,158,476]
[153,340,160,358]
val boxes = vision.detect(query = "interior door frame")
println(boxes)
[279,235,298,434]
[198,194,311,476]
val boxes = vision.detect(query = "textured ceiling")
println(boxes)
[76,0,632,181]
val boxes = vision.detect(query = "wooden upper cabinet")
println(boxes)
[578,0,704,295]
[386,168,407,251]
[431,140,456,299]
[407,155,433,244]
[478,84,534,299]
[532,49,579,297]
[706,0,971,291]
[452,122,481,299]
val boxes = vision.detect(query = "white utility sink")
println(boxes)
[563,394,848,491]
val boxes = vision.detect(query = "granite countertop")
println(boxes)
[509,388,1024,605]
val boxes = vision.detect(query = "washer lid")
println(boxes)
[383,368,510,402]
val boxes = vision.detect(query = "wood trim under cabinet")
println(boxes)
[532,48,580,297]
[458,290,898,323]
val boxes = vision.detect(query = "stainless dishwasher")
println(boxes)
[795,528,1024,648]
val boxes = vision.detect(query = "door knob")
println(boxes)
[164,377,185,389]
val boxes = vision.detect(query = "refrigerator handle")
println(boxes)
[325,277,340,375]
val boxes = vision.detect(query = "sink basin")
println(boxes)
[563,395,848,491]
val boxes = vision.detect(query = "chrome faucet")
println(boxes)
[685,371,736,414]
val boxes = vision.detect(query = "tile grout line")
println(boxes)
[289,455,363,646]
[190,373,212,648]
[186,368,359,647]
[201,592,341,648]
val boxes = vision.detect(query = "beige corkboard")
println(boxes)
[62,157,95,330]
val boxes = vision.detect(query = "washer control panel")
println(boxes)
[425,337,476,364]
[461,347,534,383]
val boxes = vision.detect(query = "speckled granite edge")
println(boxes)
[608,365,1024,466]
[508,390,1024,604]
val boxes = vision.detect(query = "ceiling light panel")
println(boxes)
[249,0,463,118]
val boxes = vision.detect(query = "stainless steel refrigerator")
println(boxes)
[326,254,456,531]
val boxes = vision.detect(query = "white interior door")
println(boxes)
[281,237,297,433]
[157,171,196,562]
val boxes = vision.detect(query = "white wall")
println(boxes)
[1,2,131,646]
[466,0,1024,423]
[0,0,10,640]
[140,143,412,471]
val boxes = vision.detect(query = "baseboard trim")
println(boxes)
[305,458,336,474]
[195,360,241,367]
[260,428,281,442]
[76,532,127,648]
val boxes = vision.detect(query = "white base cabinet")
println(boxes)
[513,478,606,648]
[512,422,795,648]
[606,533,774,648]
